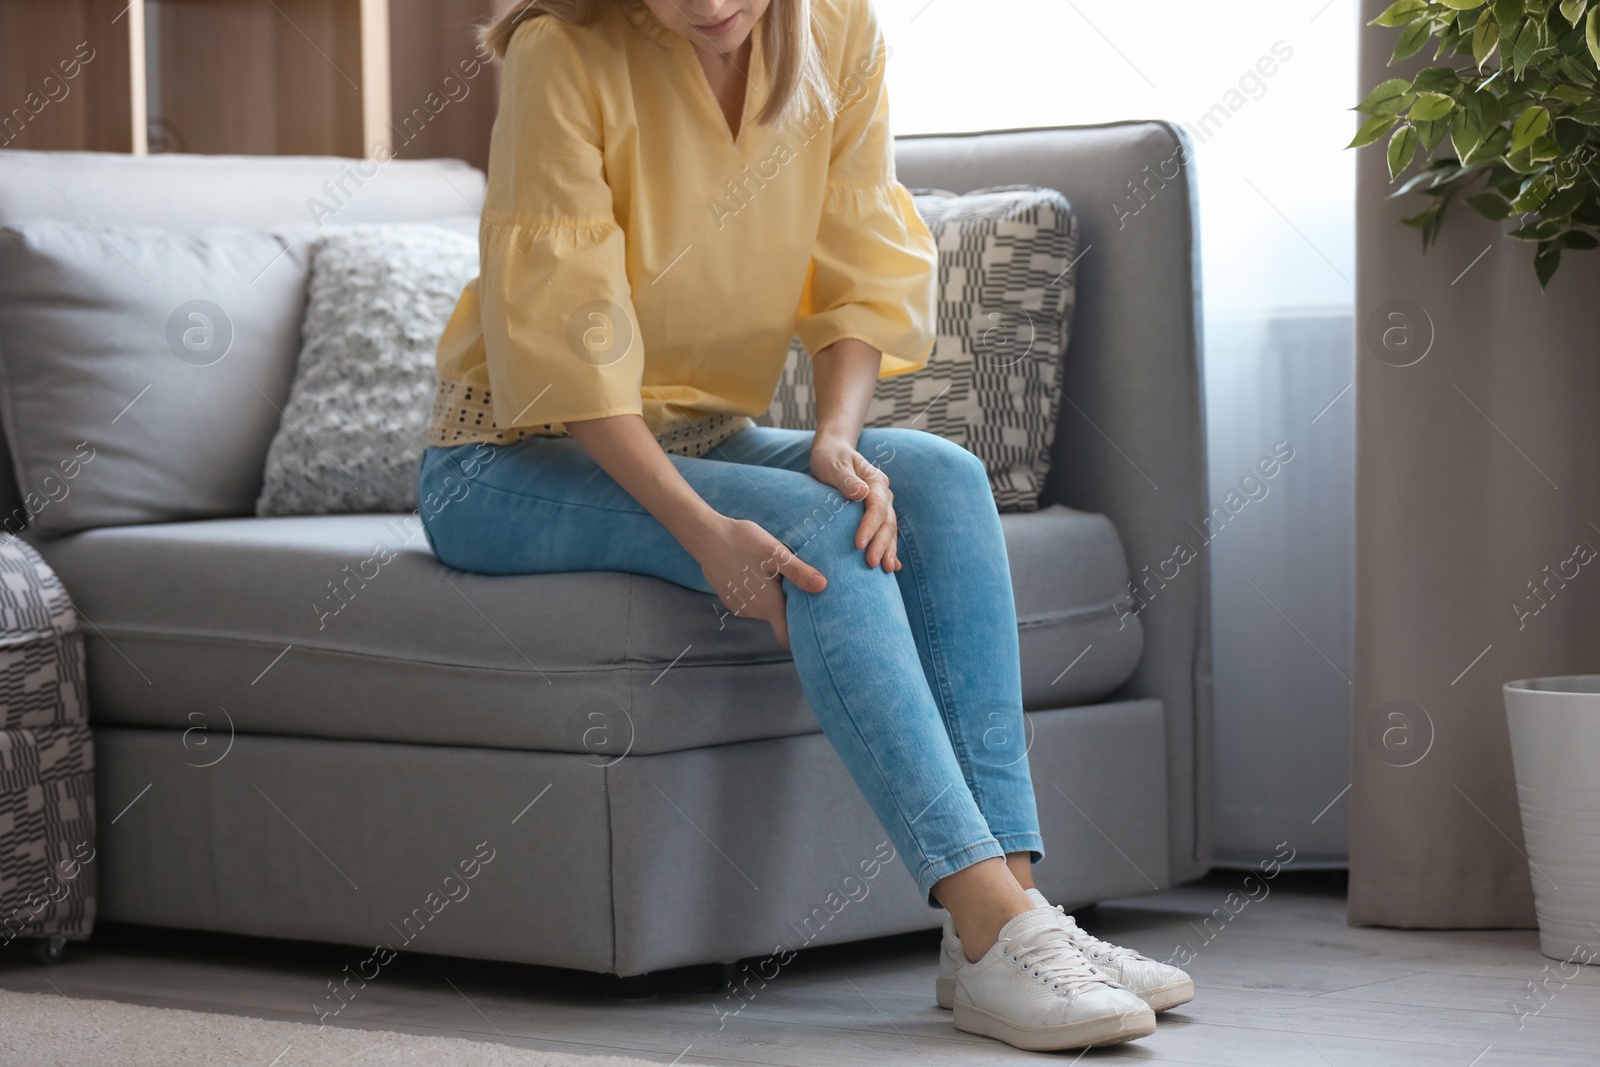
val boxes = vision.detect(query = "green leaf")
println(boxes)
[1508,22,1545,77]
[1462,123,1512,164]
[1403,190,1457,247]
[1511,172,1558,211]
[1560,229,1600,248]
[1509,218,1566,239]
[1416,117,1453,154]
[1411,66,1463,93]
[1496,0,1525,22]
[1473,17,1501,66]
[1389,124,1420,179]
[1588,8,1600,66]
[1553,116,1590,152]
[1534,241,1562,286]
[1550,84,1592,103]
[1452,104,1490,159]
[1528,134,1562,162]
[1400,200,1441,243]
[1349,113,1401,148]
[1561,0,1590,24]
[1466,191,1515,218]
[1566,98,1600,124]
[1561,53,1598,88]
[1393,169,1446,197]
[1512,105,1553,151]
[1439,0,1488,8]
[1542,184,1591,216]
[1507,147,1539,173]
[1355,78,1416,116]
[1393,18,1434,62]
[1410,91,1457,120]
[1468,87,1503,127]
[1372,0,1431,26]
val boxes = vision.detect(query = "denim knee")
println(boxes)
[862,428,989,502]
[773,481,862,563]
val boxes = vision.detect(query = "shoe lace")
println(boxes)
[1057,913,1143,964]
[999,924,1111,994]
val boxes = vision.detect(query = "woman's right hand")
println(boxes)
[691,516,826,650]
[562,416,826,649]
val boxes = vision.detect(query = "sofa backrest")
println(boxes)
[896,123,1211,882]
[0,151,484,231]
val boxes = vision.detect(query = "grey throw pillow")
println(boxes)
[764,186,1077,512]
[0,221,313,535]
[255,224,479,516]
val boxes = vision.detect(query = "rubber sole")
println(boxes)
[1143,977,1196,1012]
[940,973,1194,1013]
[953,997,1156,1051]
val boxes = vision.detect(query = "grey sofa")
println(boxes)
[0,122,1210,977]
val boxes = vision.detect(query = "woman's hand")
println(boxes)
[691,514,827,650]
[810,432,900,574]
[567,414,825,650]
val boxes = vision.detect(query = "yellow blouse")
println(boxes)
[427,0,937,453]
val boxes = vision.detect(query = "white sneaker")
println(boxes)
[1051,907,1195,1012]
[938,888,1194,1012]
[951,907,1155,1051]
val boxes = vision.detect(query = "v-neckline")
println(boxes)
[686,30,759,146]
[624,0,762,146]
[626,1,759,147]
[697,48,751,143]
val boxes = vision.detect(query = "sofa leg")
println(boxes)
[708,960,739,992]
[31,936,67,965]
[604,972,661,1000]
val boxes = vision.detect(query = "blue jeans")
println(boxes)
[418,425,1043,902]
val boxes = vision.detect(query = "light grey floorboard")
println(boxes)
[1,871,1592,1066]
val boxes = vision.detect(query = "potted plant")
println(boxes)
[1352,0,1600,285]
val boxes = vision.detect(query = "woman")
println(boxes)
[419,0,1191,1051]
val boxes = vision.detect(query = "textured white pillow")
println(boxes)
[255,225,478,515]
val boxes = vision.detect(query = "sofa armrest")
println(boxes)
[895,122,1212,884]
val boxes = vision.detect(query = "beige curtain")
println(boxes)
[1352,0,1600,927]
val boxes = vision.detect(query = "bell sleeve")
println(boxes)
[794,0,937,376]
[474,18,643,431]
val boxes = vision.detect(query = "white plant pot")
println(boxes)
[1503,675,1600,964]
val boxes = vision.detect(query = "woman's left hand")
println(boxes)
[810,433,900,573]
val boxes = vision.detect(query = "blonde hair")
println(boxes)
[481,0,828,127]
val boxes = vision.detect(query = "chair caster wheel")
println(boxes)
[31,936,67,965]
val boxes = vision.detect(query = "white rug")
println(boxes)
[0,988,689,1067]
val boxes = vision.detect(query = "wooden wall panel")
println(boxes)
[386,0,498,170]
[151,0,364,157]
[0,0,134,152]
[2,0,504,165]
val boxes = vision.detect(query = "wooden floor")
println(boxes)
[2,871,1595,1066]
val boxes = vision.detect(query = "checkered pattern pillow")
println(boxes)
[763,185,1077,512]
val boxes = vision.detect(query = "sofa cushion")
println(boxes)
[0,221,312,536]
[764,186,1077,512]
[30,505,1140,755]
[255,224,479,516]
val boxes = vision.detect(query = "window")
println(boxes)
[879,0,1359,863]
